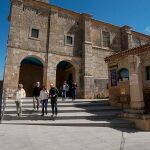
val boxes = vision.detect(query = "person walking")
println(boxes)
[62,81,69,101]
[33,82,41,111]
[49,83,59,120]
[71,81,77,100]
[15,84,26,117]
[39,86,49,116]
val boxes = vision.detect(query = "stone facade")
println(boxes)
[4,0,150,98]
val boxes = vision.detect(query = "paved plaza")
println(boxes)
[0,124,150,150]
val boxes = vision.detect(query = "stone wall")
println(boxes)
[132,31,150,48]
[92,48,111,98]
[8,0,49,53]
[91,24,121,51]
[49,9,82,57]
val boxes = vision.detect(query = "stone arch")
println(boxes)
[56,60,76,97]
[19,56,44,96]
[19,55,45,67]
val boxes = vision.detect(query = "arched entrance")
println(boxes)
[56,61,75,97]
[19,56,44,97]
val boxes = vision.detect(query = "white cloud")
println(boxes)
[144,26,150,35]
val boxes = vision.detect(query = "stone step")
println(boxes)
[6,99,109,104]
[4,106,122,114]
[2,119,135,128]
[2,98,135,129]
[6,104,110,108]
[4,109,121,114]
[3,111,121,121]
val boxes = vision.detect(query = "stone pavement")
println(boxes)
[0,124,150,150]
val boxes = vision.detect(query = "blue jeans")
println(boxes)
[72,89,77,100]
[62,90,66,100]
[41,99,48,115]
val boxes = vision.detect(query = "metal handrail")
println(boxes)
[0,88,6,123]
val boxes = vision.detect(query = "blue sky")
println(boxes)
[0,0,150,80]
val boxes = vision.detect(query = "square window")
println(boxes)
[67,36,73,45]
[31,28,39,38]
[102,31,110,47]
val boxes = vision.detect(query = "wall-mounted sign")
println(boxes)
[110,69,117,86]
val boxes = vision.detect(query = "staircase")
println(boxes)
[2,98,134,128]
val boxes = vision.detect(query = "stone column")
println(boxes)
[46,54,56,88]
[128,55,144,111]
[81,13,94,98]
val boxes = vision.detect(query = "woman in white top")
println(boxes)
[15,84,26,117]
[39,85,49,116]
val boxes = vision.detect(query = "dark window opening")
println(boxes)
[31,28,39,38]
[67,36,73,45]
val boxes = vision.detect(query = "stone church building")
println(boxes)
[3,0,150,98]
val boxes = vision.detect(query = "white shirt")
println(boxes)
[40,90,49,100]
[15,88,26,102]
[63,84,66,90]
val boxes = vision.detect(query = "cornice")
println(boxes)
[91,19,120,30]
[105,44,150,63]
[132,31,150,40]
[24,0,81,18]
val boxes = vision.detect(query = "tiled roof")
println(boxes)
[105,44,150,62]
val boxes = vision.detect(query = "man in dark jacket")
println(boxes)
[33,82,41,111]
[49,83,59,120]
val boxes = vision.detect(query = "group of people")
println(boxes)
[14,81,77,119]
